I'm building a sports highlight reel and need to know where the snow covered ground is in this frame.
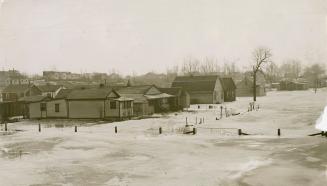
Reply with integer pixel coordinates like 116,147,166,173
1,89,327,186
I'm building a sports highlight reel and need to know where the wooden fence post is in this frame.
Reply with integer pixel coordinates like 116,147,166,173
159,127,162,134
38,123,41,132
115,126,117,134
278,128,281,136
75,126,77,132
5,122,7,132
193,127,197,135
238,129,242,136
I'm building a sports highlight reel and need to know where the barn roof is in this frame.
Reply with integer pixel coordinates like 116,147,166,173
171,75,219,92
117,85,155,94
67,88,118,100
36,84,62,92
2,84,31,93
219,77,236,90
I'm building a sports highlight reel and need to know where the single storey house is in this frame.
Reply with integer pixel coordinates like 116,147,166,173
236,77,266,97
116,85,173,116
171,75,224,104
66,87,133,119
158,87,190,111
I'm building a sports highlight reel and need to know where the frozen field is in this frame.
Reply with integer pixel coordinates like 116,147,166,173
1,89,327,186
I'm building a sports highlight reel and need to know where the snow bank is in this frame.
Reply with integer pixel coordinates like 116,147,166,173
315,106,327,131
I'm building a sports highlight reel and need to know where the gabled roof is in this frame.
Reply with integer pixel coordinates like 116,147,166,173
54,89,73,99
36,84,62,92
117,85,156,94
2,84,31,93
219,77,236,90
18,95,49,103
67,88,119,100
171,75,219,92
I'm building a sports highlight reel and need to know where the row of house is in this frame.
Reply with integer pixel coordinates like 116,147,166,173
2,75,266,121
17,84,191,120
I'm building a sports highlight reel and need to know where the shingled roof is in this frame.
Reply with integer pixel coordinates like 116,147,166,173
67,88,119,100
171,75,219,92
54,89,73,99
36,84,62,92
18,95,49,103
117,85,156,94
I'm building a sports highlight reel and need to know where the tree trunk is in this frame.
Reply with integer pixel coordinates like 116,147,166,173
253,71,257,101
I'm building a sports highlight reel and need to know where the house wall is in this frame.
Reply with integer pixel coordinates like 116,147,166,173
68,100,104,119
29,102,47,119
118,101,133,118
189,91,214,104
224,90,236,102
213,79,224,103
181,91,190,108
105,100,119,118
47,99,67,118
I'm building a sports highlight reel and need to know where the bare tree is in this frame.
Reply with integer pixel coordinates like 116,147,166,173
264,61,279,84
252,47,272,101
279,59,302,79
303,63,326,93
181,57,200,75
200,57,217,75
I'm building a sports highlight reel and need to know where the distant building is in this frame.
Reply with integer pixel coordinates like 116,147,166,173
171,75,224,104
279,79,309,91
158,87,190,111
1,84,41,102
236,77,266,97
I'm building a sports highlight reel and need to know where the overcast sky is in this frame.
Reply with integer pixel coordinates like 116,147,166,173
0,0,327,75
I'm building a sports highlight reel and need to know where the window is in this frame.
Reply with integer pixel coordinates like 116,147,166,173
55,104,60,112
40,103,47,111
110,101,116,109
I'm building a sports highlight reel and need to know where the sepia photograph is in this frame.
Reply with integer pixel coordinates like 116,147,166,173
0,0,327,185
